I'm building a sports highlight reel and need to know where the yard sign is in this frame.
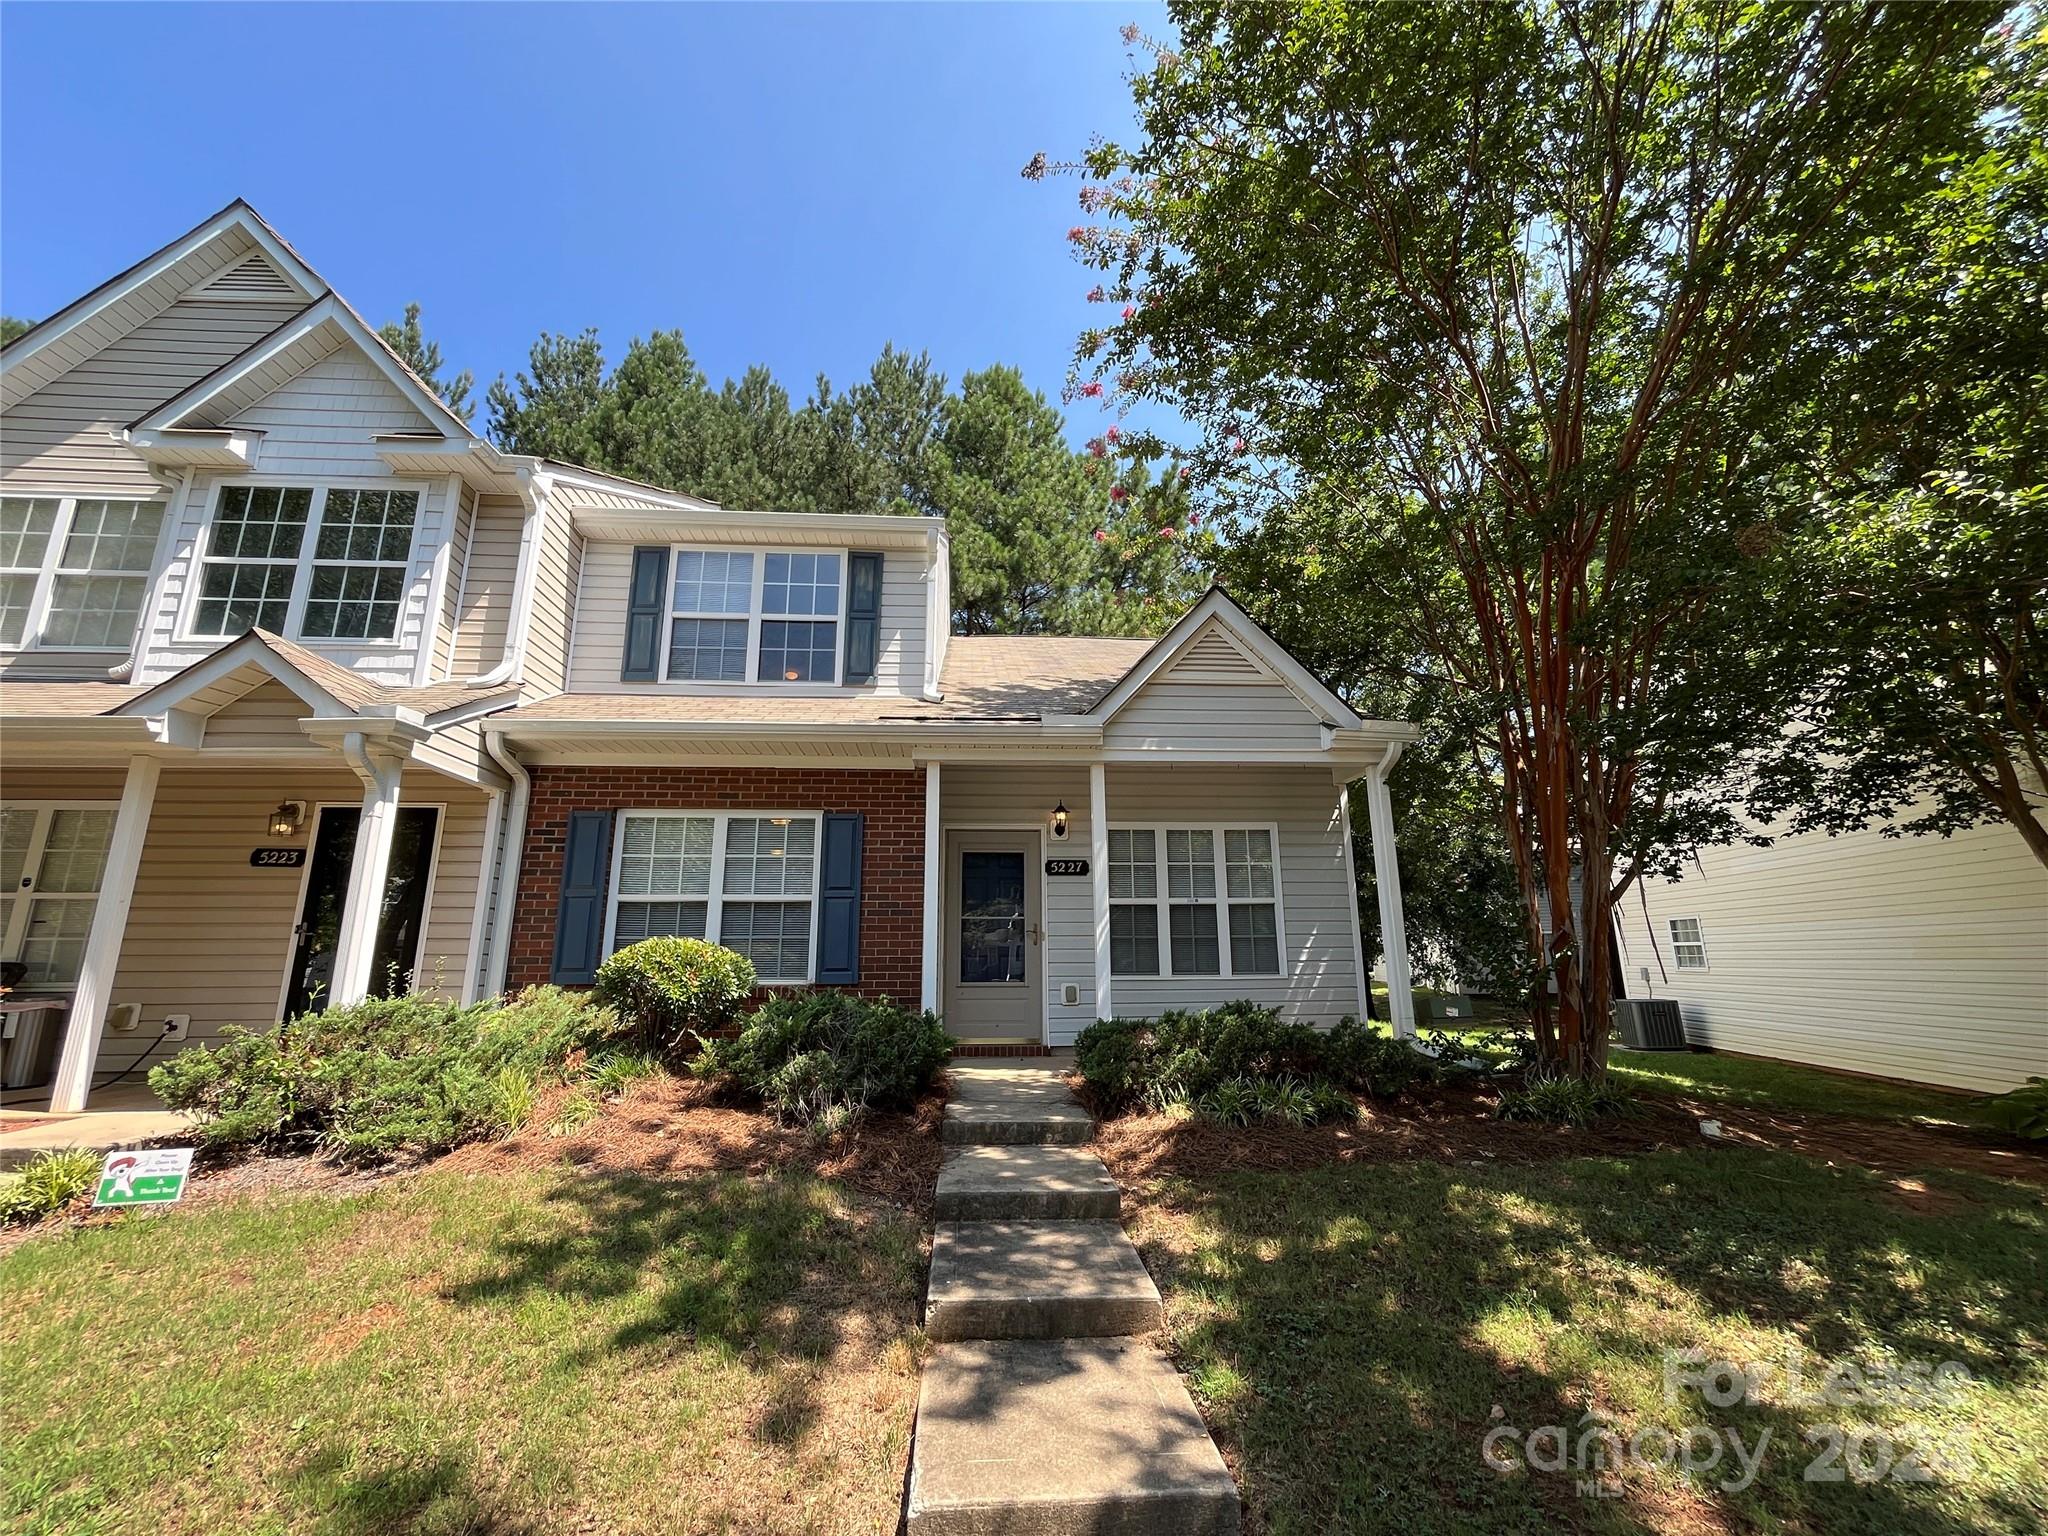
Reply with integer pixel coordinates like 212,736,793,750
93,1148,194,1208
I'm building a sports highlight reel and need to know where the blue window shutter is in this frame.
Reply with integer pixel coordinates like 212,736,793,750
815,812,864,985
621,546,669,681
551,809,614,985
843,552,882,685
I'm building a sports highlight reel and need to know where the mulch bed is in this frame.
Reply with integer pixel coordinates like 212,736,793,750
442,1075,945,1213
1087,1078,2048,1190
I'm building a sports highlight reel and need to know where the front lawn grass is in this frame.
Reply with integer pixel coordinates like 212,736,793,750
1606,1048,2000,1129
1,1163,924,1536
1127,1146,2047,1536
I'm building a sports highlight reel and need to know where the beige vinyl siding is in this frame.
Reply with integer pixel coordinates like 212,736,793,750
522,501,582,698
1102,766,1360,1024
2,298,305,494
566,540,928,696
450,496,522,676
201,679,312,750
1631,816,2048,1093
133,349,453,688
941,765,1095,1043
429,481,476,681
74,764,492,1074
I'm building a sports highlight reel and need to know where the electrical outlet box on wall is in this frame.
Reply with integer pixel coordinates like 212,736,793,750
161,1014,190,1042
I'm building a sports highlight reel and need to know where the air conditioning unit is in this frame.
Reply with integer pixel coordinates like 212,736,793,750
1614,998,1688,1051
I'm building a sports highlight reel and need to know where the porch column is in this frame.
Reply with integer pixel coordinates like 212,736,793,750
921,761,941,1014
1090,761,1112,1022
1363,749,1417,1039
331,735,406,1007
50,755,161,1113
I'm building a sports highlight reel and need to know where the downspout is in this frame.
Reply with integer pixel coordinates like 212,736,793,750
920,525,946,701
468,465,552,690
481,726,532,998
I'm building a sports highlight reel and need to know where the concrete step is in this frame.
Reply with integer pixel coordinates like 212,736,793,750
942,1063,1094,1146
934,1145,1122,1221
927,1221,1163,1342
908,1338,1241,1536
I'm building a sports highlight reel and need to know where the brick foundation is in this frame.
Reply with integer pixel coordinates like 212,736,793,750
506,765,925,1002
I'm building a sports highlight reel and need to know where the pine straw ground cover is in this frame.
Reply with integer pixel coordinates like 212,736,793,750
1,1075,939,1536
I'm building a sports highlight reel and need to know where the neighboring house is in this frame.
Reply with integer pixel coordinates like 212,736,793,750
0,202,1423,1113
1626,816,2047,1093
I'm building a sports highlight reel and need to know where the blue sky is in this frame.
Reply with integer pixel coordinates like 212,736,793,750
0,1,1175,448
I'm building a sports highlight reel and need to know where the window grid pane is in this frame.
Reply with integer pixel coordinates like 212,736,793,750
668,617,748,681
720,900,811,981
304,489,416,640
1107,829,1156,900
724,817,816,897
1229,902,1280,975
195,486,311,636
1224,829,1275,899
1166,830,1216,899
672,550,754,615
0,574,36,647
760,552,841,617
757,619,837,682
1109,904,1159,977
59,500,164,572
0,498,59,569
1169,904,1221,976
614,900,709,946
617,815,714,897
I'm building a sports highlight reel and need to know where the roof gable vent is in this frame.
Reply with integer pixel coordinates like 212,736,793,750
192,253,298,301
1164,623,1269,684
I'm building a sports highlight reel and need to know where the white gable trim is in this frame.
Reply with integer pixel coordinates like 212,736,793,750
0,201,321,382
1088,588,1366,730
112,633,362,723
126,293,472,442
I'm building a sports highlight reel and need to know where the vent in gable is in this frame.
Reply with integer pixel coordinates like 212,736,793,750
193,253,298,301
1165,625,1268,684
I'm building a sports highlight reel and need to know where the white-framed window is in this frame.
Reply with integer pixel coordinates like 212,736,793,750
186,481,420,644
1108,824,1285,979
606,811,820,983
1669,916,1709,971
662,546,845,685
0,494,167,652
0,803,117,987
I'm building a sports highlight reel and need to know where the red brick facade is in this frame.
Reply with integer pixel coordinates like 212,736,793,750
506,765,925,1002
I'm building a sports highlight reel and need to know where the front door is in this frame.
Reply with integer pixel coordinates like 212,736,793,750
942,832,1041,1042
285,805,440,1018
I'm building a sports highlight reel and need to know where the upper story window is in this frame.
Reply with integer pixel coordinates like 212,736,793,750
190,484,417,642
1669,916,1709,971
0,495,167,652
664,547,844,684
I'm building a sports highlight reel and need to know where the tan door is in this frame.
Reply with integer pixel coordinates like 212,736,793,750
942,832,1041,1042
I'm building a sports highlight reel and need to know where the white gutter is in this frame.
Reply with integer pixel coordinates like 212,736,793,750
481,727,532,998
469,465,552,690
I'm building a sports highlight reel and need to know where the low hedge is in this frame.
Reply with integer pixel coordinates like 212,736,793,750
695,990,949,1127
1074,1002,1438,1123
148,985,623,1161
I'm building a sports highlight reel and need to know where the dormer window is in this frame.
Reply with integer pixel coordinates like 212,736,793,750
661,547,845,685
189,483,417,643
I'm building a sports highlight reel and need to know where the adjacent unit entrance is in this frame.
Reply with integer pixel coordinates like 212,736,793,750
284,805,440,1018
942,831,1042,1042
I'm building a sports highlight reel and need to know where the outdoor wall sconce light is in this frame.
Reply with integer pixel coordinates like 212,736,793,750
268,800,307,838
1050,802,1070,840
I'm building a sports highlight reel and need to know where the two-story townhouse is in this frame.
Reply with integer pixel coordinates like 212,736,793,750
0,202,1425,1114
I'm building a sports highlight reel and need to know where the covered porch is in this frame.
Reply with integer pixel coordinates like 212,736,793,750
0,634,512,1112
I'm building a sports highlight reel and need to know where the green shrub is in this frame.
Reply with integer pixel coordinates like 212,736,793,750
592,937,756,1054
0,1148,102,1224
148,986,621,1162
1193,1074,1356,1128
583,1048,663,1100
1076,1004,1422,1118
1983,1077,2048,1140
1495,1072,1638,1126
696,990,949,1125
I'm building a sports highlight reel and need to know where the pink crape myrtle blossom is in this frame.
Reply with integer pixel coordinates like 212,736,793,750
1087,285,1105,303
1109,484,1128,501
1104,425,1121,444
1079,381,1104,398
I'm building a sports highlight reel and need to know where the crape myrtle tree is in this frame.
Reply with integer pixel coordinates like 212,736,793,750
1754,31,2048,866
1039,1,2002,1075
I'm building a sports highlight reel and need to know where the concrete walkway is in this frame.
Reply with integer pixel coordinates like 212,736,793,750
0,1081,189,1169
907,1058,1240,1535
